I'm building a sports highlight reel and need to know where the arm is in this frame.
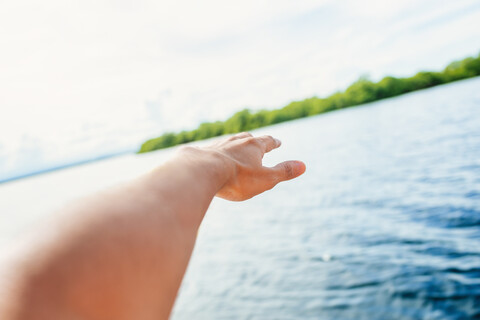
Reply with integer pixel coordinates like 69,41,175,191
0,133,305,320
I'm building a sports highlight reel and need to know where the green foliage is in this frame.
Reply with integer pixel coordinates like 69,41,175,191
344,77,378,105
139,53,480,153
224,109,252,133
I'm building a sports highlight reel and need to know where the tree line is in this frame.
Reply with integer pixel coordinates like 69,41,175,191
139,52,480,153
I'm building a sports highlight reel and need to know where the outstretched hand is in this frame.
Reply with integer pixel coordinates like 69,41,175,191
205,132,306,201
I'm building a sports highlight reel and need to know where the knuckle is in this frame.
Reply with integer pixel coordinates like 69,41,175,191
228,132,252,141
237,132,252,138
244,137,259,146
282,162,294,179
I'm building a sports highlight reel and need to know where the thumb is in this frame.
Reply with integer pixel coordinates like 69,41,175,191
271,160,306,182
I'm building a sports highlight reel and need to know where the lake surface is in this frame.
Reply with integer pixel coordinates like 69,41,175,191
1,78,480,319
171,78,480,320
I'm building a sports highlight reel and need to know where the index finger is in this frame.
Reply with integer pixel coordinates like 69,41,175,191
256,135,281,153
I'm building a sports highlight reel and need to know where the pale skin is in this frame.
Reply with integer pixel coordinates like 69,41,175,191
0,132,306,320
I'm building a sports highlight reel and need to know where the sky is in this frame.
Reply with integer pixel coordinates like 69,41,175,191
1,0,480,181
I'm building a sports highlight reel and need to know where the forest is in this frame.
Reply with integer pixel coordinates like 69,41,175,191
139,53,480,153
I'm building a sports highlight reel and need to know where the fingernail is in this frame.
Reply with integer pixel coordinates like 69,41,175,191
275,138,282,147
294,161,306,175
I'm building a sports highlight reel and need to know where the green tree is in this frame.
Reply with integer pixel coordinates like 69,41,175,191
139,52,480,153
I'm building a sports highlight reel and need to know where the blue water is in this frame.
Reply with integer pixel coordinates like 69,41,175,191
171,78,480,320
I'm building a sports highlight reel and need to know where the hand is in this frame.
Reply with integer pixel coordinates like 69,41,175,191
206,132,306,201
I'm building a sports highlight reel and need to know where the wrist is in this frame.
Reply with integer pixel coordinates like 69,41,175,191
175,146,234,193
139,145,233,229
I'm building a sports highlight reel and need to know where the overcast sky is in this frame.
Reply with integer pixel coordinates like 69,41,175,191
1,0,480,180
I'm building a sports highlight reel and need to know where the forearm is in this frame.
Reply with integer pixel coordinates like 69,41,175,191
2,147,230,320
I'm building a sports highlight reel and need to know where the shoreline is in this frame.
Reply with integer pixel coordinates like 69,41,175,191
139,52,480,154
3,74,480,185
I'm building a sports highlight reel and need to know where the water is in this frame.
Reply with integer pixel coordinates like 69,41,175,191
171,78,480,320
1,78,480,319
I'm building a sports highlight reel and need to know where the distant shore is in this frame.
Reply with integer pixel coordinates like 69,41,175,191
0,150,131,185
3,53,479,184
139,52,480,154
